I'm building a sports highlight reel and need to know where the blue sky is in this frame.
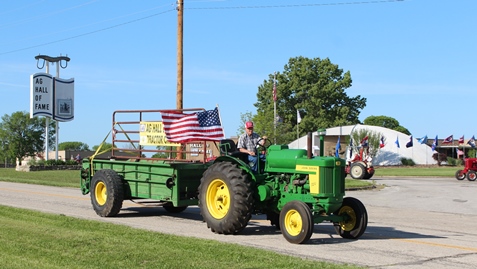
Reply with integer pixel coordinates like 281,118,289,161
0,0,475,149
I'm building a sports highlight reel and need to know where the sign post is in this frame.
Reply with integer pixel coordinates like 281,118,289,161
31,55,73,160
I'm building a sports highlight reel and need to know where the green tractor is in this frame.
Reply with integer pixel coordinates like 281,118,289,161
80,109,367,244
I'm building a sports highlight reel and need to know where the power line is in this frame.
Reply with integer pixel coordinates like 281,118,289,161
186,0,405,10
0,8,176,56
0,0,406,56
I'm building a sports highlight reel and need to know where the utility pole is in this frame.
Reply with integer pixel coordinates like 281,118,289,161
34,54,70,160
177,0,183,110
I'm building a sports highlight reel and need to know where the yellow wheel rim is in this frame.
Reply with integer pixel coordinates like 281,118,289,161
206,179,230,219
284,209,302,236
94,181,107,206
338,205,357,231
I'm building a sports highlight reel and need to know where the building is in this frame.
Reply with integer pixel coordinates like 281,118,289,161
288,124,439,166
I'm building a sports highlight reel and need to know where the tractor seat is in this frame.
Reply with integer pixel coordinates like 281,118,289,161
219,139,249,163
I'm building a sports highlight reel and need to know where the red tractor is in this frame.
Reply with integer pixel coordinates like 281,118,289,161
455,158,477,181
345,147,375,179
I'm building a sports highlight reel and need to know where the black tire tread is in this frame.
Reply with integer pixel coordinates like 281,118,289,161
199,162,253,234
90,169,124,217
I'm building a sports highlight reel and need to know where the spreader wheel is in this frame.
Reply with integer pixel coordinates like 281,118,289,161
350,163,366,179
455,170,466,180
333,197,368,239
90,169,124,217
467,171,477,181
163,203,188,213
279,201,314,244
199,162,253,234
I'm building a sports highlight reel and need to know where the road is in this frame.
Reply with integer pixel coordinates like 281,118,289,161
1,176,477,268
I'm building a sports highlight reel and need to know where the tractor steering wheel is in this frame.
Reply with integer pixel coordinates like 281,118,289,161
256,137,272,152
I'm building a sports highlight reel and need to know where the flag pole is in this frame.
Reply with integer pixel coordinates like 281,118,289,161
215,104,225,137
273,72,277,144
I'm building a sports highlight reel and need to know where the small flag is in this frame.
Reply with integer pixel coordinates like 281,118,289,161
442,135,453,144
395,136,400,148
272,77,277,102
457,148,464,156
406,136,413,148
459,135,464,144
379,136,385,148
417,135,428,144
297,110,302,124
360,136,369,147
468,136,476,148
432,135,438,151
335,136,341,157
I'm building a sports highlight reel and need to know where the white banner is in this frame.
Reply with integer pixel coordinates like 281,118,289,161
54,77,74,122
30,73,53,118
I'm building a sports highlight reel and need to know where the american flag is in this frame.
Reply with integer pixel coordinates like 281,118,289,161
161,107,224,143
458,135,464,144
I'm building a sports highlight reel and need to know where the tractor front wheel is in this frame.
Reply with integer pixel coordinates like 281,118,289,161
467,171,477,181
199,162,253,234
333,197,368,239
279,201,314,244
455,170,466,180
350,163,366,179
90,169,124,217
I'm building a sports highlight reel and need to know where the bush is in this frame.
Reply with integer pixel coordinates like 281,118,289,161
432,153,448,166
447,157,458,166
400,157,416,166
45,160,66,166
65,160,78,165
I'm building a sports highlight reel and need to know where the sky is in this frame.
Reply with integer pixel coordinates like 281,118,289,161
0,0,476,149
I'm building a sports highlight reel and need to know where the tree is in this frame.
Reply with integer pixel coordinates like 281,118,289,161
0,111,55,165
253,56,366,144
350,128,384,160
363,115,411,135
92,142,113,153
58,141,90,151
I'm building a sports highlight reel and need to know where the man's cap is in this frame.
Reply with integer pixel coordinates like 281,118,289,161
245,121,254,128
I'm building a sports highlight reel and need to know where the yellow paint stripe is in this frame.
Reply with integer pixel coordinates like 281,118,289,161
391,238,477,252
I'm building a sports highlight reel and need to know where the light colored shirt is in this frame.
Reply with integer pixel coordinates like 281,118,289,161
237,132,261,152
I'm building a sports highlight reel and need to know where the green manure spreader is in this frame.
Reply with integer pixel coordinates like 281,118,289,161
80,108,367,244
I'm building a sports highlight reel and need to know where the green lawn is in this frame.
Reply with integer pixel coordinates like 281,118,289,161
0,205,361,269
373,165,458,177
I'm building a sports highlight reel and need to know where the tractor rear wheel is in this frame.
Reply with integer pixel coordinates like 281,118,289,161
199,162,253,234
279,201,314,244
455,170,466,180
350,163,366,179
333,197,367,239
90,169,124,217
467,171,477,181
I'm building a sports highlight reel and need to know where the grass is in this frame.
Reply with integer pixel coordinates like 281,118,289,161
374,165,458,177
0,169,79,188
0,205,362,269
